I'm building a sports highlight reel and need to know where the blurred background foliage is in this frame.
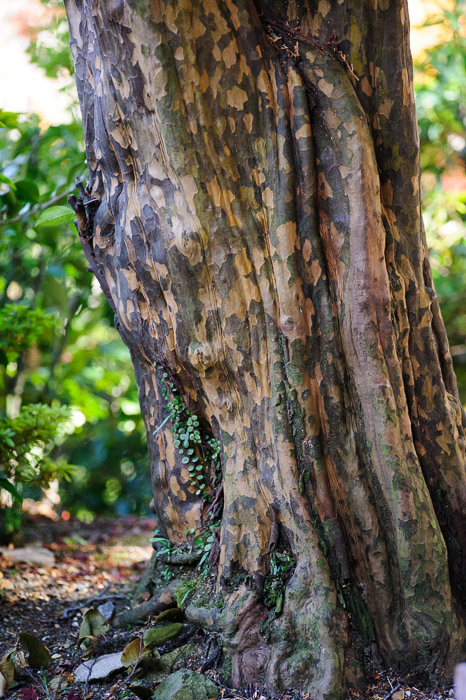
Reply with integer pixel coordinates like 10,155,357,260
0,1,150,539
415,0,466,399
0,0,465,538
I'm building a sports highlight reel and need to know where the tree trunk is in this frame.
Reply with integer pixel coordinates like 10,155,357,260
65,0,466,696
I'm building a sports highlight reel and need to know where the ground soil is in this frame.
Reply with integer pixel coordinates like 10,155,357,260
0,514,456,700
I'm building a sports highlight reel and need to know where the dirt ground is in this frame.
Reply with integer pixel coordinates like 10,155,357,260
0,514,457,700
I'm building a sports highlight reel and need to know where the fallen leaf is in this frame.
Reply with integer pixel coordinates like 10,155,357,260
18,633,52,670
143,623,185,648
121,638,159,669
0,659,14,694
0,671,10,698
49,675,69,691
79,608,109,642
130,684,152,700
151,608,184,624
66,690,83,700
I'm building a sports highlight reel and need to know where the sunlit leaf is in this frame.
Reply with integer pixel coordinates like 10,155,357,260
35,205,74,229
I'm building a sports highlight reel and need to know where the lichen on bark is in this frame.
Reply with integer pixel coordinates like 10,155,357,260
65,0,466,697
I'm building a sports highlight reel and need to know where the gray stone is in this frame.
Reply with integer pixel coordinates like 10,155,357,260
0,547,55,567
152,669,219,700
456,663,466,700
97,601,115,620
74,652,124,682
144,643,196,685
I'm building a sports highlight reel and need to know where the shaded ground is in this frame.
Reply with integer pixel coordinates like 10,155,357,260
0,515,457,700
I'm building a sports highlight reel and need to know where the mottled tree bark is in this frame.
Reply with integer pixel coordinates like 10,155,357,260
65,0,466,697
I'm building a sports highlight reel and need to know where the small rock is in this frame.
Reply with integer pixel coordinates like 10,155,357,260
97,601,115,620
74,652,124,682
0,547,55,567
392,691,404,700
152,669,219,700
458,663,466,700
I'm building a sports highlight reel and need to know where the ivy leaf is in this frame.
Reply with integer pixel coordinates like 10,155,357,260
150,608,184,624
35,205,75,229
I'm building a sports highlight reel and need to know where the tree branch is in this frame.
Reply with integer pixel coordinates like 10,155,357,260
0,189,73,228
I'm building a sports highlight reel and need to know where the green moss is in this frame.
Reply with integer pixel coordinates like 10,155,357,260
220,655,232,685
174,569,224,611
341,583,375,645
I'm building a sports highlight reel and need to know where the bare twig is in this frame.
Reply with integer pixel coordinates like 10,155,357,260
111,619,151,695
0,189,74,227
213,678,249,700
16,652,54,700
82,647,99,699
383,682,402,700
62,584,127,620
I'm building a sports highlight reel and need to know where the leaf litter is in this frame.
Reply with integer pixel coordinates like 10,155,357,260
0,514,457,700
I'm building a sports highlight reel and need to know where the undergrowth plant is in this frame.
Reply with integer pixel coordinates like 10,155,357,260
263,552,295,614
0,301,74,537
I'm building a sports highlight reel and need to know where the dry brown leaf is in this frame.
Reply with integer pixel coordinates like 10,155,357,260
0,659,14,697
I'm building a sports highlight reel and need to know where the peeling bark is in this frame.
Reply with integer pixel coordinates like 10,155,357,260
65,0,466,697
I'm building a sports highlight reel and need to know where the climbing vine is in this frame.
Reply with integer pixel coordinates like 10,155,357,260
158,370,222,505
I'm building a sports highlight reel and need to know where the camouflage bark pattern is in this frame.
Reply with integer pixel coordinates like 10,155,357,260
64,0,466,696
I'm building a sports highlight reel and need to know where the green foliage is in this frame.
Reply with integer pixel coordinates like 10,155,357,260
0,20,151,534
0,3,151,531
263,552,295,614
151,521,220,601
0,304,56,356
35,205,76,229
174,577,200,609
159,371,221,501
414,0,466,400
151,521,219,566
27,4,75,82
0,404,73,489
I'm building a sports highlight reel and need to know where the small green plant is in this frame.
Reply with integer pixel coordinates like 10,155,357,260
263,552,295,614
150,520,220,568
0,302,75,538
157,370,222,502
187,520,220,567
0,404,74,504
175,577,200,608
